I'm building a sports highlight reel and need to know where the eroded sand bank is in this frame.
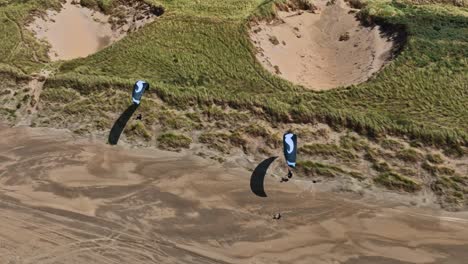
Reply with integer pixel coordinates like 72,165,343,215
1,125,468,263
250,0,396,90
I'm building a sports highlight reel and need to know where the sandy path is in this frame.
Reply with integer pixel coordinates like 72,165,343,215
15,70,51,127
250,0,395,90
1,125,468,263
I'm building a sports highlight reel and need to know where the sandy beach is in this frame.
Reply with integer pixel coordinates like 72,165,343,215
1,125,468,263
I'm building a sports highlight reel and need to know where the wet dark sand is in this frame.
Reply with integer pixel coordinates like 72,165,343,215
1,125,468,263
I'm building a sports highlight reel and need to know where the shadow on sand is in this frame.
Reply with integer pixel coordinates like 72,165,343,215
250,156,278,198
108,104,139,145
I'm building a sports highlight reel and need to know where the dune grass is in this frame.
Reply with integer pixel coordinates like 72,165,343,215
396,148,424,163
301,143,358,161
297,160,347,178
0,0,467,148
146,0,265,19
374,171,421,192
432,176,467,209
426,153,444,164
0,0,62,74
157,132,192,150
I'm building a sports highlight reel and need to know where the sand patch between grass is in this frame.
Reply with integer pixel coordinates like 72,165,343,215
27,0,158,61
250,0,396,90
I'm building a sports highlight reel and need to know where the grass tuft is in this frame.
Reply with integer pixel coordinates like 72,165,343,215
301,143,357,161
297,160,346,178
158,132,192,150
374,172,421,192
125,121,152,141
426,153,444,164
396,148,423,163
421,161,456,176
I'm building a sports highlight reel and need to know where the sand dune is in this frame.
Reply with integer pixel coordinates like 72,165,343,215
250,0,396,90
1,125,468,263
27,0,157,61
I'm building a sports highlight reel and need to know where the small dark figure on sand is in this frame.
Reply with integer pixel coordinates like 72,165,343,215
273,213,281,220
280,169,293,183
136,114,142,120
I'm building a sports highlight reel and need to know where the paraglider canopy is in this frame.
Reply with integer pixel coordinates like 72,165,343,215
283,131,297,168
132,80,149,105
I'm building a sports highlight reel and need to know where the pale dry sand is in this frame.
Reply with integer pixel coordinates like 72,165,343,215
27,0,155,61
250,0,395,90
1,125,468,263
27,0,114,61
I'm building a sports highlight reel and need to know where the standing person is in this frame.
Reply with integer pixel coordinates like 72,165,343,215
282,130,297,181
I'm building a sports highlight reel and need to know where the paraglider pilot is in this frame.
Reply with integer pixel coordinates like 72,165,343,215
273,213,281,220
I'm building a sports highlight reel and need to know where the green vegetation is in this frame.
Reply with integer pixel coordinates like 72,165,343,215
80,0,116,13
426,153,444,164
298,160,364,180
364,148,379,163
1,0,467,147
0,107,16,121
159,110,197,130
199,132,231,153
243,123,282,148
422,161,456,176
301,143,357,161
198,130,248,153
266,132,282,148
339,133,369,151
374,172,421,192
244,123,270,138
157,132,192,150
40,86,80,104
0,0,62,74
202,105,250,124
349,171,366,181
443,144,467,158
297,160,346,178
432,176,467,210
125,120,152,140
229,131,248,151
380,138,403,151
396,148,423,163
372,161,392,172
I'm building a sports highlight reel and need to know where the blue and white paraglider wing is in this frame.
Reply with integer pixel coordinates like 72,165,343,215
283,132,297,168
132,80,149,105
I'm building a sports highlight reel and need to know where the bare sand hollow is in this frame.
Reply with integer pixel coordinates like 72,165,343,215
27,0,155,61
1,124,468,263
250,0,395,90
27,0,114,61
